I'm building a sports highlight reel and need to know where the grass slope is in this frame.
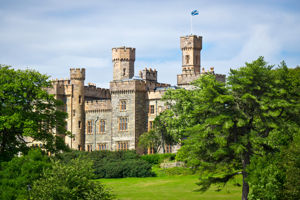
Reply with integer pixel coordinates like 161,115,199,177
99,175,241,200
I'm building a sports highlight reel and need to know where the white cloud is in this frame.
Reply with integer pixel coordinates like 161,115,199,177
0,0,299,87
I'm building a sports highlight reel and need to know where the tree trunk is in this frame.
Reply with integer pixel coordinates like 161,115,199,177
242,150,250,200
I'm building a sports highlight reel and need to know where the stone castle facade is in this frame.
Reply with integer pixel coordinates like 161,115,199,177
46,35,225,152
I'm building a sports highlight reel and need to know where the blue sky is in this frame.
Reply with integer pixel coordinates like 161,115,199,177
0,0,299,88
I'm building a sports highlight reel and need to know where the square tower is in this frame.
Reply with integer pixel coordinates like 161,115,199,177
180,35,202,74
112,47,135,81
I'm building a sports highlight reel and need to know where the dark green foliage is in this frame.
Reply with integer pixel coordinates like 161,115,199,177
139,113,177,153
141,153,176,165
56,150,155,178
161,57,300,199
282,131,300,200
0,149,51,200
31,158,114,200
0,65,68,162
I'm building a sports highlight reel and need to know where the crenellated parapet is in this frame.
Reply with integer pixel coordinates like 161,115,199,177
70,68,85,80
147,89,166,100
180,35,202,50
84,83,111,99
85,99,112,113
110,79,147,93
46,79,73,95
139,67,157,82
112,47,135,61
177,67,225,87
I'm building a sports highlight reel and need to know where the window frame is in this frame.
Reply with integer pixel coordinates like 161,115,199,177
99,120,105,133
119,117,128,131
87,120,93,134
120,100,127,111
149,105,155,114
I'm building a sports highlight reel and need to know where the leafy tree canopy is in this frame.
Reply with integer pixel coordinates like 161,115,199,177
31,158,115,200
0,65,68,161
161,57,300,199
0,149,51,200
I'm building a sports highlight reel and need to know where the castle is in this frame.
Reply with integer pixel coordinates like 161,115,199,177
45,35,225,152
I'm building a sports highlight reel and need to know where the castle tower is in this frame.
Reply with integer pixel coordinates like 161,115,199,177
70,68,85,150
180,35,202,74
112,47,135,81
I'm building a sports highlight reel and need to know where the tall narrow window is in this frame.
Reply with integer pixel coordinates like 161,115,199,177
79,95,81,104
185,55,190,64
119,117,128,131
99,120,105,133
149,105,154,114
117,141,128,151
120,100,126,111
87,144,92,152
87,120,93,134
123,68,126,76
149,121,153,130
98,143,107,150
165,144,172,153
78,121,81,129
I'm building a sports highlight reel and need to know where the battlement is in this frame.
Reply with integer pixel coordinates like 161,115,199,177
51,79,71,86
178,67,226,86
85,99,112,112
84,84,111,99
139,67,157,82
180,35,202,50
110,79,147,93
70,68,85,80
112,47,135,61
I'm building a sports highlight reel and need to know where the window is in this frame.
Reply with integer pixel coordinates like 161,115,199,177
149,121,153,130
78,121,81,129
120,100,126,111
99,120,105,133
149,105,154,114
117,141,128,151
119,117,128,131
73,109,76,116
79,95,82,104
185,55,190,64
98,143,107,150
165,144,172,153
123,68,126,76
87,120,93,134
87,144,92,152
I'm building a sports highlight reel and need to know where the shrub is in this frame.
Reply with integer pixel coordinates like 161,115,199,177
56,150,154,178
141,153,176,165
31,158,114,200
0,149,51,200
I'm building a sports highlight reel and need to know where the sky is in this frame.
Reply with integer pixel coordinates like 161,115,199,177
0,0,299,88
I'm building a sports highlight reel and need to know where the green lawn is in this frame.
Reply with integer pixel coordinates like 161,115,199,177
98,175,242,200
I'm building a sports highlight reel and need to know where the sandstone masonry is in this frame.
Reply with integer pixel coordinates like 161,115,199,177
45,35,225,152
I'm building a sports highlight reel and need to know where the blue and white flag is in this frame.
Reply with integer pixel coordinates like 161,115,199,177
191,10,199,16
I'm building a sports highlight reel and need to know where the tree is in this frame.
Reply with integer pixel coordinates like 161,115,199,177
0,65,68,162
162,57,300,200
31,158,115,200
139,112,177,153
0,149,51,200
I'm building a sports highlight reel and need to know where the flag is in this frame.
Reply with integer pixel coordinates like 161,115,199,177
191,10,199,16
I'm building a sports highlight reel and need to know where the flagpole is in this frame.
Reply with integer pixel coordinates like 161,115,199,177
190,14,192,34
